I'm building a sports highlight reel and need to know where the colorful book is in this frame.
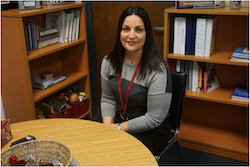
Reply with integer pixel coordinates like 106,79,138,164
204,63,220,93
58,10,66,43
23,22,30,55
169,16,174,53
40,28,58,36
64,10,71,42
176,1,194,9
45,12,60,30
231,45,249,58
187,61,193,91
185,17,196,55
27,22,33,50
74,10,80,40
33,22,37,49
230,45,249,62
173,17,180,54
72,11,77,41
33,71,67,90
30,22,36,49
192,61,198,92
231,85,249,102
36,25,40,49
68,10,74,42
41,34,59,42
180,17,186,55
193,1,220,9
197,63,201,92
230,57,249,62
177,17,183,54
40,37,59,48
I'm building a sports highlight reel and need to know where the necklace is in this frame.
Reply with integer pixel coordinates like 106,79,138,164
131,61,135,65
118,61,141,115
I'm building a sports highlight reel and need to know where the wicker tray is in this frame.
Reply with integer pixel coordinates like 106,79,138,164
1,140,72,166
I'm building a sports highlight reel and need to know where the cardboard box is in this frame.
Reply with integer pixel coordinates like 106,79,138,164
1,119,12,148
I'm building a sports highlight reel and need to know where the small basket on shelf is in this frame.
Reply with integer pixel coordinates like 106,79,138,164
68,97,89,118
1,139,72,166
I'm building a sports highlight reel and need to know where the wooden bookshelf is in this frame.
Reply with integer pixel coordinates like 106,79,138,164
186,87,248,107
167,51,249,66
163,6,249,162
1,3,85,17
164,6,248,16
2,3,92,123
28,38,86,61
179,122,248,162
33,71,87,103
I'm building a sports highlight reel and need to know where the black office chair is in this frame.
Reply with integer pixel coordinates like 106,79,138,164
157,70,187,164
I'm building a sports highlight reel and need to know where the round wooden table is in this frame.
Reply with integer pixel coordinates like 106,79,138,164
1,118,158,166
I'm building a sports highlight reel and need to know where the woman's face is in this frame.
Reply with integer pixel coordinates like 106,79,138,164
120,14,146,54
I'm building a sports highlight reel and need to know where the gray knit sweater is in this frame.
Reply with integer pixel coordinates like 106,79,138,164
100,55,172,133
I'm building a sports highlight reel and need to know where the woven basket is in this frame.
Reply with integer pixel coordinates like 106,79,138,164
1,139,72,166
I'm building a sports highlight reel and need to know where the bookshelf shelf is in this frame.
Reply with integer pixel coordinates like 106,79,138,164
186,87,248,107
33,70,87,103
2,3,92,123
163,6,249,162
167,50,249,66
28,38,86,61
165,6,249,16
1,3,85,17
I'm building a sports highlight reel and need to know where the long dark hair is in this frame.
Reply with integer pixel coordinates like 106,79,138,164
107,6,168,80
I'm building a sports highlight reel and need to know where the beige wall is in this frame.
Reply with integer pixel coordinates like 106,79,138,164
92,2,171,102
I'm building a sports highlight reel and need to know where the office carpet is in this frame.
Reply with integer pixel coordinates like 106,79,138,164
89,106,248,165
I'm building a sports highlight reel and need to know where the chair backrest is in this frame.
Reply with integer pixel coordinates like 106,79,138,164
168,70,187,132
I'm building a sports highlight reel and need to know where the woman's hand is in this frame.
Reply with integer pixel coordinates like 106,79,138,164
102,116,129,132
105,123,117,128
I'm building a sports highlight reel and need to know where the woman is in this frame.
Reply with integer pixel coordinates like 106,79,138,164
100,6,173,156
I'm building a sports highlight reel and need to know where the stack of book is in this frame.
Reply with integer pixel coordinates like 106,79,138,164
193,1,220,9
170,15,218,57
230,45,249,62
231,85,249,102
176,1,221,9
39,28,59,48
33,71,67,90
23,22,59,54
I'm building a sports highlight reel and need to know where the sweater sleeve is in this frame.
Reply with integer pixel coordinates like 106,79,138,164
128,67,172,133
100,56,117,118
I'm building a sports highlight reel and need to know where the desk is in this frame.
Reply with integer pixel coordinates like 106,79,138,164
1,118,158,166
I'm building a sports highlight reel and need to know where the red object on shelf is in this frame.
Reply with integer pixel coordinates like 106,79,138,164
69,97,89,118
46,106,72,118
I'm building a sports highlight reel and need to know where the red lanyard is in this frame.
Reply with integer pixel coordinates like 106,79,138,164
118,62,141,115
